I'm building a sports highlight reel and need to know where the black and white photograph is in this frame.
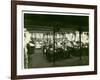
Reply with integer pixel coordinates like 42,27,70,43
24,13,89,68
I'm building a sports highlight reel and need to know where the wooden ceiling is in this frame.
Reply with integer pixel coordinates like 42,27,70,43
24,14,89,31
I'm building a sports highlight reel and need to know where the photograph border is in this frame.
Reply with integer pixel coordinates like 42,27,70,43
11,1,97,79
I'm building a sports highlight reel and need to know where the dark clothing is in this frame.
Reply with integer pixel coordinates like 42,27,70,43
27,42,35,55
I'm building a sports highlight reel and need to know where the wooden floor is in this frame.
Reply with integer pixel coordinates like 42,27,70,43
28,48,89,68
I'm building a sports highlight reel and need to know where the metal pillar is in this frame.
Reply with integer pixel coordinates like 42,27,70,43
53,27,56,66
79,27,82,60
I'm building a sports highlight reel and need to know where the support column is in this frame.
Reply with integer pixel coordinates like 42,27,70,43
79,27,82,60
53,27,56,66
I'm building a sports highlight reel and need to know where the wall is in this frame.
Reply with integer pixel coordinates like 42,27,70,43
0,0,99,80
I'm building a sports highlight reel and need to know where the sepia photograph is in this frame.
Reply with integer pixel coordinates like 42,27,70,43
24,13,89,69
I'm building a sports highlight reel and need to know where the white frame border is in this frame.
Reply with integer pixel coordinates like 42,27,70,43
17,5,95,75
